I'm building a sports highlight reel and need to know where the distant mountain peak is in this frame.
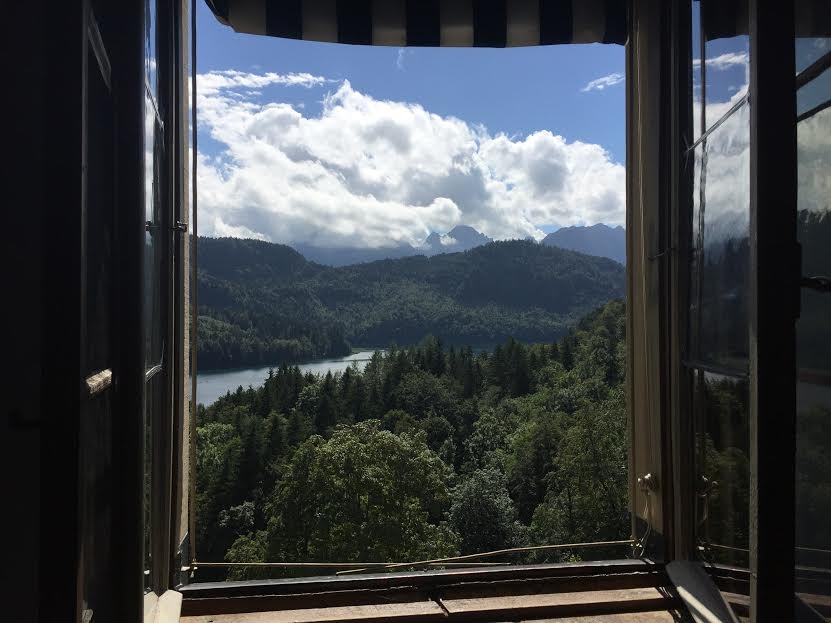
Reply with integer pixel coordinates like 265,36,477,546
287,225,491,266
421,225,491,255
541,223,626,264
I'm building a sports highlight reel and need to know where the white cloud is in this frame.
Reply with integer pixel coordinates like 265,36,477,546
196,70,625,247
692,51,748,71
214,217,270,241
581,72,624,92
198,70,328,96
396,48,405,70
797,106,831,215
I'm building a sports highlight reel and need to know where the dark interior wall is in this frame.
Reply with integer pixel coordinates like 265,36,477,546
3,2,146,621
3,3,47,622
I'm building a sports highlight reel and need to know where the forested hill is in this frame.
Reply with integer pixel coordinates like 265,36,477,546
197,237,625,370
195,300,630,578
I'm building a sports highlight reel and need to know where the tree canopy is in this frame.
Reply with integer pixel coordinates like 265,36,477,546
195,299,634,580
196,237,625,369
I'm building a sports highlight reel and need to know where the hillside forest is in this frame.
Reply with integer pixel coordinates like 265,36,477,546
193,210,831,579
196,238,625,369
195,300,632,579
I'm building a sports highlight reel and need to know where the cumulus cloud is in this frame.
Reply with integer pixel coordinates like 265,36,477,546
581,72,624,92
199,70,328,96
690,69,752,249
692,51,748,71
196,70,625,246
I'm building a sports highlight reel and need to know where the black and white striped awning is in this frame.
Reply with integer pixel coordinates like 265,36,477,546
204,0,628,47
701,0,831,40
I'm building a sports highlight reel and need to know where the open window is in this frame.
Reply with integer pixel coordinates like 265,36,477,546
19,0,830,621
172,0,813,620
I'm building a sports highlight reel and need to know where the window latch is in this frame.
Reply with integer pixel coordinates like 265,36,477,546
174,220,189,233
802,275,831,293
638,472,657,492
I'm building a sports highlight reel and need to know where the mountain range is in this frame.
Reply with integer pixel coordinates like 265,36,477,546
197,237,626,369
292,225,494,266
541,224,626,264
292,223,625,266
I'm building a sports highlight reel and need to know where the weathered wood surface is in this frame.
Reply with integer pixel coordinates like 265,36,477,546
181,600,445,623
440,586,675,618
529,612,688,622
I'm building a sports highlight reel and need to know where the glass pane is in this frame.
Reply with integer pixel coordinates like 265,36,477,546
688,102,750,371
693,369,750,568
144,375,159,592
796,37,831,73
697,0,749,134
144,113,164,368
797,65,831,120
692,1,703,142
795,47,831,601
703,33,749,131
143,0,163,591
145,0,157,102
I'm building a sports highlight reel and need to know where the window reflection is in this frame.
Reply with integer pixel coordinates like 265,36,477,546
144,111,164,369
688,1,751,575
693,370,749,567
796,37,831,73
143,0,162,596
689,103,750,371
795,38,831,599
691,1,703,142
145,0,157,101
693,1,750,138
797,65,831,120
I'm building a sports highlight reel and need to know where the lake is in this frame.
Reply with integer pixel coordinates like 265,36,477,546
196,351,382,407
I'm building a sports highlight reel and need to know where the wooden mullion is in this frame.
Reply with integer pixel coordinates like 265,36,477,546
109,0,147,620
748,0,798,621
40,2,86,621
669,0,696,563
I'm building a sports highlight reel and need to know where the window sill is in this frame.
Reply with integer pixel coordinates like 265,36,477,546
178,560,686,622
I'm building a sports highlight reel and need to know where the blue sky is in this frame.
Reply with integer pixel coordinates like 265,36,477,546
196,4,627,161
193,4,831,248
194,5,628,247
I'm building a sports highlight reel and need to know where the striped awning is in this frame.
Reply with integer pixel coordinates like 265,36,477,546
702,0,831,40
204,0,628,47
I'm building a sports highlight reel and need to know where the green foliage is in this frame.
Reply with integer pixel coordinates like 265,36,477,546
225,531,269,581
530,389,628,553
264,421,459,563
194,300,630,579
450,468,526,554
197,237,625,369
195,423,243,561
797,404,831,551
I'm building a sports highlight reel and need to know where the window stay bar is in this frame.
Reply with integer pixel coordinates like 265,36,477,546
795,49,831,91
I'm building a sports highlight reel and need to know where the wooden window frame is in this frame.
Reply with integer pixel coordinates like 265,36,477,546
154,2,800,622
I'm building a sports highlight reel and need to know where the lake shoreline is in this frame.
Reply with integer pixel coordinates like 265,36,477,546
198,348,382,377
196,350,385,407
